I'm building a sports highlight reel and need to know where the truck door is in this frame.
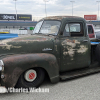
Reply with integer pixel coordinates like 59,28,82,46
60,22,91,72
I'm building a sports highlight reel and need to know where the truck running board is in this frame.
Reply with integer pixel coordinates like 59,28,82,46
60,65,100,81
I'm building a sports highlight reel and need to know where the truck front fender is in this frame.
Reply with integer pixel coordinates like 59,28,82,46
1,53,59,88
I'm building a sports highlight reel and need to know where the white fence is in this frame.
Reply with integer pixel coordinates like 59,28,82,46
10,29,28,34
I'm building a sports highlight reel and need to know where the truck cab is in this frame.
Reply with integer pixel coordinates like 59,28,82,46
33,16,91,71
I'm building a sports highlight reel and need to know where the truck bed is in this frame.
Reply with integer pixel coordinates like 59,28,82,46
90,38,100,45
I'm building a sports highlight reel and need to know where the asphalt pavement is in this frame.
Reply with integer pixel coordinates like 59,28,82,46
1,73,100,100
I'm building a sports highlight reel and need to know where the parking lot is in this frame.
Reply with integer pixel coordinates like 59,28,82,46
0,73,100,100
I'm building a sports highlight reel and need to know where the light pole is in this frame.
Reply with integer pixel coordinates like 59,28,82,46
70,1,75,16
43,0,48,17
96,1,100,19
13,0,17,20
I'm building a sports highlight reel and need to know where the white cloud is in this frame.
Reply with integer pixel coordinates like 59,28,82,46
0,0,99,20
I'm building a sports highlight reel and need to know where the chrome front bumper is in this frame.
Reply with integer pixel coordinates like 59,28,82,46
0,60,6,93
0,60,4,79
0,60,4,71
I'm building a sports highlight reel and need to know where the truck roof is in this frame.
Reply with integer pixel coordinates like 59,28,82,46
41,16,85,21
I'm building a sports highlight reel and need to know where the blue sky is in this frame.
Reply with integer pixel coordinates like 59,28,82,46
0,0,99,19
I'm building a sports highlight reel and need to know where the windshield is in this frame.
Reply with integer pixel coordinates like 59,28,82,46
33,20,61,35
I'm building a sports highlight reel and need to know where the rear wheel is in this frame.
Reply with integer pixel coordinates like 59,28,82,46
16,68,45,88
95,43,100,62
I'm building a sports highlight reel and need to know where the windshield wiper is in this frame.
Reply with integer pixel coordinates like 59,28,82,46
33,33,56,36
48,34,55,36
47,34,56,36
35,33,42,34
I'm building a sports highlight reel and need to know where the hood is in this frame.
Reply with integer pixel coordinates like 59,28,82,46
0,35,55,57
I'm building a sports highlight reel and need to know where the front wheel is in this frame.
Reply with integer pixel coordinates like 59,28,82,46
16,68,45,88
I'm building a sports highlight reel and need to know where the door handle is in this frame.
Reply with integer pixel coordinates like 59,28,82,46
83,40,88,42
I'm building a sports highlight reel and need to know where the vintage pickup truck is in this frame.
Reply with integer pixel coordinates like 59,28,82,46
0,16,100,93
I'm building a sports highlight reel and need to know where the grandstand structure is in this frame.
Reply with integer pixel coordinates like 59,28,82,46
0,21,37,34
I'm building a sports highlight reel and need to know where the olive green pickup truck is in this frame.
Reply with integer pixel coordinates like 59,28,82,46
0,16,100,93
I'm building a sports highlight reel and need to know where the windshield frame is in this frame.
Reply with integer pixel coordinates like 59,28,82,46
33,20,61,36
33,20,44,34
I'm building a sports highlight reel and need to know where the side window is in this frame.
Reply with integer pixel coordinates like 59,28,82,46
88,25,93,34
63,23,84,37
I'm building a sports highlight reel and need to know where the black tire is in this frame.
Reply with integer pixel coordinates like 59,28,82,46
95,43,100,62
15,68,45,88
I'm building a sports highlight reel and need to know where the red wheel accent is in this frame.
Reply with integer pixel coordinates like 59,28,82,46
29,72,35,79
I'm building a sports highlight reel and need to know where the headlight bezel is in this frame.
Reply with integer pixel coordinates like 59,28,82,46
0,60,4,71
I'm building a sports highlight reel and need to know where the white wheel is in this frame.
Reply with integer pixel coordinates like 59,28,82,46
24,69,37,82
16,68,45,88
